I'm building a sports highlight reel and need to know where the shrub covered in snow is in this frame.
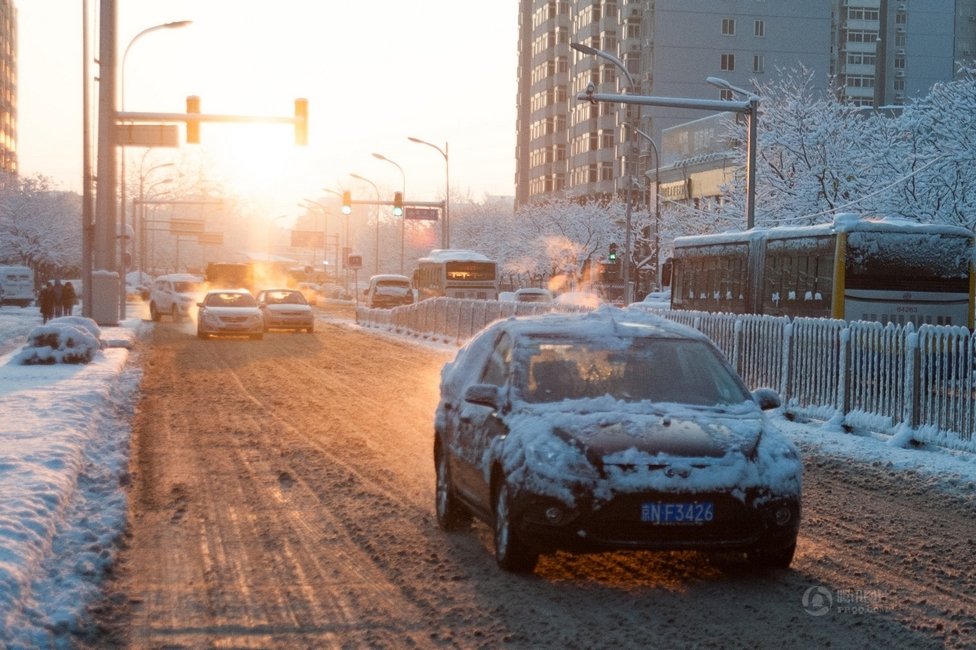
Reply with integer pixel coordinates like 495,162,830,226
13,317,103,365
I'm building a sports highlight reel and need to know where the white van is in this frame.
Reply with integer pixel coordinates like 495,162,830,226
0,266,35,307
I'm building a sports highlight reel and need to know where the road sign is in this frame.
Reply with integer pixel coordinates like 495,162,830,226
346,254,363,270
118,124,179,147
404,207,439,221
169,219,205,234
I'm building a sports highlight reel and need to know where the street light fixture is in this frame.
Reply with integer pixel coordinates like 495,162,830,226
634,128,661,291
706,76,759,230
407,136,450,248
371,153,407,273
136,162,174,277
350,173,381,275
118,19,192,319
571,42,641,303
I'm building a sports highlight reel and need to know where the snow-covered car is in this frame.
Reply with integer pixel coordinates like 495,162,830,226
433,306,801,573
149,274,206,322
255,288,314,333
514,287,553,303
364,274,414,309
196,289,264,340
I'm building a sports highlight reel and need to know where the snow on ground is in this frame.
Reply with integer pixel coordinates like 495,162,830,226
0,302,973,646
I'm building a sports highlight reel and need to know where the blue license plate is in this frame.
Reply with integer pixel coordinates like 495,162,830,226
641,501,714,524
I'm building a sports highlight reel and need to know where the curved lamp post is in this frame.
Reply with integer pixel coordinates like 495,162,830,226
706,76,759,230
407,136,449,248
371,153,407,273
119,19,191,318
571,42,641,303
350,173,381,275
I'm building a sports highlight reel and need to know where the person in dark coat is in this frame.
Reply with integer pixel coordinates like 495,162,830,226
61,281,77,316
53,279,64,317
38,281,56,323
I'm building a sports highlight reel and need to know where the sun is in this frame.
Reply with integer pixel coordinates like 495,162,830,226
205,123,309,206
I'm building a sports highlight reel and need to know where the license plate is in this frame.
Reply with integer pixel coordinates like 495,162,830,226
641,501,714,524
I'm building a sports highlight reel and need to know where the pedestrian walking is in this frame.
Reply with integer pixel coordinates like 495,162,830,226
38,281,56,323
53,279,64,317
61,281,77,316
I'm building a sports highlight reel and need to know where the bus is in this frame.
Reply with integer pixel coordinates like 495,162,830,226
414,249,498,301
670,213,976,328
0,266,36,307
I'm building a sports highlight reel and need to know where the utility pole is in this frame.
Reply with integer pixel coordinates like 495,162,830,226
93,0,119,324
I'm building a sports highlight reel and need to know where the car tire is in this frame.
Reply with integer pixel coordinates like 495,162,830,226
171,306,181,323
150,302,161,322
748,542,796,570
196,327,207,339
492,482,538,573
251,333,263,340
434,444,470,531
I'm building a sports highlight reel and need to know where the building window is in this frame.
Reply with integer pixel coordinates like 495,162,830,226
754,20,765,37
721,54,735,71
753,54,764,73
719,88,734,101
722,18,736,36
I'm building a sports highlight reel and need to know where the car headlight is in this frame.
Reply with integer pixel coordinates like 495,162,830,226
525,437,598,480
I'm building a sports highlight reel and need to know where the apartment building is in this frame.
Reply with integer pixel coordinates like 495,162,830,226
0,0,15,181
515,0,971,208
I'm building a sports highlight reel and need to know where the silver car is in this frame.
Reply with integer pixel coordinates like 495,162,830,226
256,288,315,333
196,289,264,340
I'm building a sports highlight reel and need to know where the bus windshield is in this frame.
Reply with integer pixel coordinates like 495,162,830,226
846,232,971,289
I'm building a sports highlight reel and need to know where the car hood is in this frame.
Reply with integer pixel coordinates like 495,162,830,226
508,400,763,460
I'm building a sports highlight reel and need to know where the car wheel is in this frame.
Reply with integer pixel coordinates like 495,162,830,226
492,481,538,573
171,306,181,323
196,327,207,339
434,444,470,531
251,333,263,340
150,302,161,322
748,542,796,570
306,325,314,333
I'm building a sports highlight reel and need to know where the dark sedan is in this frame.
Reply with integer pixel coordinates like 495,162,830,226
433,307,801,573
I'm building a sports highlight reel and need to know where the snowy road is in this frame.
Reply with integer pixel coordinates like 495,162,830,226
87,308,974,648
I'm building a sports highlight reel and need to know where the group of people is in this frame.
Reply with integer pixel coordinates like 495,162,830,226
38,279,77,324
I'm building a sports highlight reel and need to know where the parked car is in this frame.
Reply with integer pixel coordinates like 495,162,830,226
196,289,264,340
514,287,554,303
433,307,801,573
149,274,206,322
364,274,414,309
255,288,315,333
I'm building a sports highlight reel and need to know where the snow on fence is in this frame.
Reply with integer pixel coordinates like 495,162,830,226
355,300,976,451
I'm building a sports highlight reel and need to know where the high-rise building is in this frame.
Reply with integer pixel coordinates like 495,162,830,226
515,0,970,208
0,0,15,181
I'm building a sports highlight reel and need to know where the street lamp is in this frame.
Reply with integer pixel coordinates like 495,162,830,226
350,173,381,275
706,76,759,230
119,19,192,319
407,136,449,248
371,153,407,273
299,199,331,268
571,42,641,303
634,128,660,291
136,163,174,277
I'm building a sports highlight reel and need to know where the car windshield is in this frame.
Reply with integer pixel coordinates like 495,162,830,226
205,292,257,308
375,281,410,295
264,290,307,305
174,281,204,293
514,336,751,406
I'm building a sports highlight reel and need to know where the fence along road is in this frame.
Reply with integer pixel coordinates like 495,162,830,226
356,299,976,452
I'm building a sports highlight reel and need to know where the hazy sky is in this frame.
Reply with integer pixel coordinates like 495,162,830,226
16,1,519,217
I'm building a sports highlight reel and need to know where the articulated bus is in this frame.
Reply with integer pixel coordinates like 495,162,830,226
414,249,498,301
670,213,976,328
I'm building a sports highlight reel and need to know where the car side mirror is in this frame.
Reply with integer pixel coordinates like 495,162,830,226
752,387,781,411
464,383,501,409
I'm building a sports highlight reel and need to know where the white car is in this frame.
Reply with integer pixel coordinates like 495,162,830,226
196,289,264,340
256,288,315,333
514,288,553,303
149,274,206,322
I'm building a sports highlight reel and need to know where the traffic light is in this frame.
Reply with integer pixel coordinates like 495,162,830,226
393,191,404,217
185,95,200,144
341,191,352,215
608,242,619,262
294,98,308,146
